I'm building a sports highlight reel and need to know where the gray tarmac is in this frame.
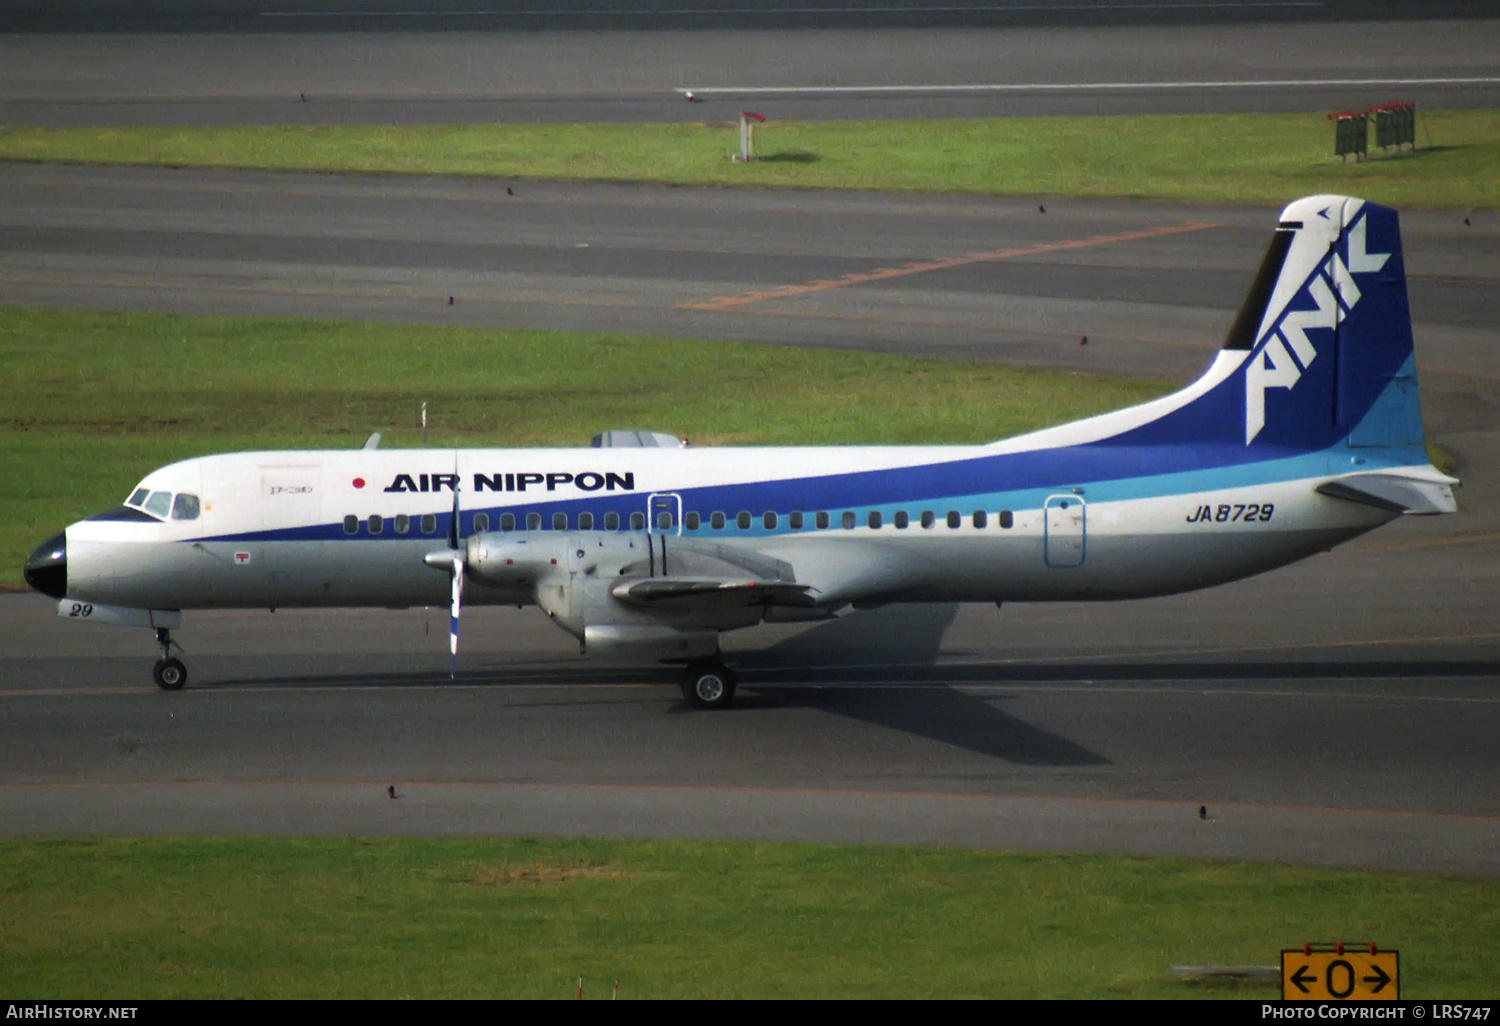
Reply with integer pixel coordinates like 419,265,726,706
2,0,1484,34
2,163,1498,874
2,7,1498,871
4,20,1500,124
2,163,1495,395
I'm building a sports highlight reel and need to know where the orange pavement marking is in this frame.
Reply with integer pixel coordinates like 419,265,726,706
677,220,1222,312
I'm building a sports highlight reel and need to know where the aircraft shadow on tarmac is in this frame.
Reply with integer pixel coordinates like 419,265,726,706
734,603,1500,682
207,602,1495,765
721,685,1108,766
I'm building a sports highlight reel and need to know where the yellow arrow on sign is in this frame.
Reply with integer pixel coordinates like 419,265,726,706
1281,949,1399,1000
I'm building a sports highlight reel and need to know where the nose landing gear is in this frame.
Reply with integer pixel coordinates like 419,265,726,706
153,627,187,691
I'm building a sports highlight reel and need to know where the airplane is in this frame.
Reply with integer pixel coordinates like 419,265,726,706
23,195,1458,708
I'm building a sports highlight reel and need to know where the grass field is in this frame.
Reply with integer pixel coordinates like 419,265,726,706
0,306,1171,587
1,111,1497,208
2,837,1497,999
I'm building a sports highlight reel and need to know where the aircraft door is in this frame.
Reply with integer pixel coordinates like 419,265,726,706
260,467,322,601
1043,494,1086,568
647,492,682,536
261,468,321,530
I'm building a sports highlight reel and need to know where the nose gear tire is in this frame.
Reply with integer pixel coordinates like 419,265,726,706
153,657,187,691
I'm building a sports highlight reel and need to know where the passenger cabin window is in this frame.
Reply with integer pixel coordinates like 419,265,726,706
629,512,645,531
789,511,804,530
500,512,515,531
841,511,856,530
736,511,751,530
553,512,568,531
894,511,909,529
947,511,961,529
395,514,410,535
816,511,830,529
420,513,437,534
170,493,200,520
343,515,359,535
999,510,1014,529
684,511,700,530
868,511,882,529
527,513,542,531
973,510,987,528
920,511,935,529
657,511,672,530
579,512,594,530
604,511,620,531
763,511,778,530
472,513,489,533
711,511,726,530
368,514,384,534
143,490,172,520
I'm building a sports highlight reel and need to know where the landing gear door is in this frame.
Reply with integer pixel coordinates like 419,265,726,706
647,492,682,536
1043,494,1086,568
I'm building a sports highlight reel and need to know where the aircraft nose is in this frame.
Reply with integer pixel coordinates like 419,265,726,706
23,531,67,599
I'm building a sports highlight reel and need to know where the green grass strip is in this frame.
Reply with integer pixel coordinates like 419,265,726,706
1,112,1498,207
0,306,1169,586
1,837,1497,998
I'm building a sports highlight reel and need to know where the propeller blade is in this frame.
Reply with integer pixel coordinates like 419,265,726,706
449,556,464,678
447,482,461,549
448,456,462,676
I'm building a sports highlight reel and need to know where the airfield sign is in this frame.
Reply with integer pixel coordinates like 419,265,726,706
1281,948,1399,1000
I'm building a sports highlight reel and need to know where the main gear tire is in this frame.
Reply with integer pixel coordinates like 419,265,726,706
681,660,735,710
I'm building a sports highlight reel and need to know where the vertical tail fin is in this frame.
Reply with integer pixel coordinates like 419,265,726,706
1239,195,1423,454
1117,196,1427,461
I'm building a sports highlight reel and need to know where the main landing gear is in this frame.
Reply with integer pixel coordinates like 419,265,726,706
152,627,186,691
681,658,736,710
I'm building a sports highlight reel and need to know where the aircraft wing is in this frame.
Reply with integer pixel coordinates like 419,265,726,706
1316,470,1459,515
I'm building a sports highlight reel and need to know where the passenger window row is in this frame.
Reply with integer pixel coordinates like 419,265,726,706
340,508,1017,535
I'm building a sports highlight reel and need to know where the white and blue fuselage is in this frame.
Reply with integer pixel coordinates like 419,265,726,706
23,196,1459,699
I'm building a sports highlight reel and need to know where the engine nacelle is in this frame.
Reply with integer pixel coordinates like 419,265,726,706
461,531,660,638
457,530,791,650
583,624,718,661
463,532,569,587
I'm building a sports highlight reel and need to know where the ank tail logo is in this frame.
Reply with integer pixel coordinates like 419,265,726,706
1244,212,1388,445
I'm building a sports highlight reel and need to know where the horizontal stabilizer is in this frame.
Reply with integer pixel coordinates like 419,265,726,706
1316,471,1458,516
612,578,815,607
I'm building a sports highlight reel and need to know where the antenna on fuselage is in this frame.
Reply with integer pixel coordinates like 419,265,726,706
421,402,428,446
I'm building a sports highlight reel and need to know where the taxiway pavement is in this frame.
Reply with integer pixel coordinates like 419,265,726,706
2,131,1497,876
2,164,1497,397
3,19,1499,124
4,476,1499,875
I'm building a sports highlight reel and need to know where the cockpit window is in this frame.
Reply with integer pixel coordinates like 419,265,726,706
128,488,149,507
171,493,200,520
143,490,172,519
